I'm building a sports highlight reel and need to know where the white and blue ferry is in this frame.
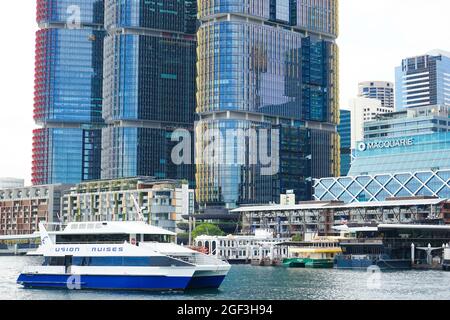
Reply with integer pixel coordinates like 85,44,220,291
17,222,230,291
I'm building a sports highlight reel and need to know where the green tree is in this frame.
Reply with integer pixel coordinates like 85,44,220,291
192,223,225,239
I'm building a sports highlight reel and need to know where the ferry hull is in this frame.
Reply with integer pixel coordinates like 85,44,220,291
187,275,226,289
17,274,192,291
186,267,230,289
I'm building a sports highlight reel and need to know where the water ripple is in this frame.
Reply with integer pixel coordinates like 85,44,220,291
2,256,450,300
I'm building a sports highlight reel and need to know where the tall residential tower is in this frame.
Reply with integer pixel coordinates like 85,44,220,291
196,0,340,209
33,0,105,185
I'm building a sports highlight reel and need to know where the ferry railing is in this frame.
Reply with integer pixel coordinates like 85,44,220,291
170,253,229,266
54,241,127,245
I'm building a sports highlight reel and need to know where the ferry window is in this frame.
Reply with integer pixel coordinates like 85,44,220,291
56,234,129,244
143,234,171,243
44,257,65,266
73,257,91,266
70,257,188,267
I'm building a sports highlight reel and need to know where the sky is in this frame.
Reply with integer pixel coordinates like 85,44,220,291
0,0,449,184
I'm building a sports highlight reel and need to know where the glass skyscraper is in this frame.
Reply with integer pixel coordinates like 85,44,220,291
315,132,450,203
395,50,450,110
33,0,105,185
101,0,197,184
196,0,340,208
339,109,351,176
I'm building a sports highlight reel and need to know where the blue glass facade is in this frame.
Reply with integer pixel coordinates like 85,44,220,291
101,126,193,181
33,0,104,185
33,128,102,184
198,0,339,37
316,54,450,203
349,133,450,176
101,1,197,184
102,34,196,124
37,0,104,25
104,0,197,33
364,104,450,140
197,22,336,122
339,109,351,176
196,0,340,208
34,29,104,124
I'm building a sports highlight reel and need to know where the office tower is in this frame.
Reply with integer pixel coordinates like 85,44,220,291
196,0,340,209
315,105,450,203
363,104,450,140
33,0,105,185
348,97,393,149
358,81,395,109
395,50,450,110
350,104,450,176
339,109,351,176
101,0,197,185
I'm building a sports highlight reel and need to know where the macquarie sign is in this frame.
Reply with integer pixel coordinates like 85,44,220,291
357,138,415,152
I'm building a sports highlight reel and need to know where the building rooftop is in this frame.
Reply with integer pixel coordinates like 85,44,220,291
371,105,449,122
231,198,447,213
426,49,450,58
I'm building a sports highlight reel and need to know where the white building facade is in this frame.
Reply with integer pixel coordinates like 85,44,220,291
358,81,395,110
349,97,394,149
195,229,290,264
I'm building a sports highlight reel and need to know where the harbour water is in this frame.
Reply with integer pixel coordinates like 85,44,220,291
1,256,450,300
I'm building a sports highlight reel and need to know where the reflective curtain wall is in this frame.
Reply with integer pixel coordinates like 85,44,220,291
32,0,105,185
101,1,197,185
195,0,339,208
32,128,101,185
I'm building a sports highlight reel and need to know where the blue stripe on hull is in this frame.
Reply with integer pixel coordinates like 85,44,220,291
186,276,226,290
17,274,191,291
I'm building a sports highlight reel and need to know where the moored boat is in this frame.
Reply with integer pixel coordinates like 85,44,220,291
281,238,342,269
334,224,450,270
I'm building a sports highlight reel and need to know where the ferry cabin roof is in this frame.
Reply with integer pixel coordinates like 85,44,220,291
51,221,176,245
